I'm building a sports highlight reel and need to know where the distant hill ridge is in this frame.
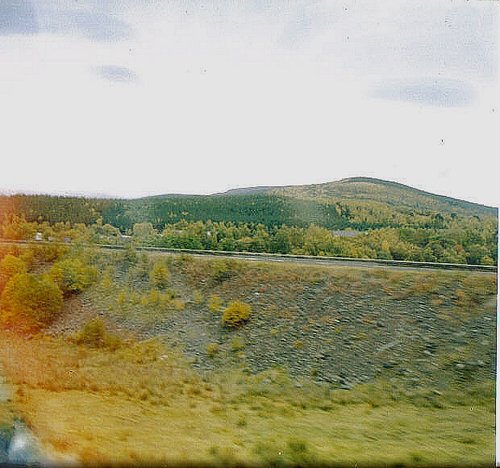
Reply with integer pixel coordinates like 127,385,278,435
220,177,496,217
0,177,496,233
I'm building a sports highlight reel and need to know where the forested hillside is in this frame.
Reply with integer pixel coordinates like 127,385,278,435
270,177,496,217
0,177,497,265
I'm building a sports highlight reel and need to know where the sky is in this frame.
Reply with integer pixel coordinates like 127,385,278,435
0,0,498,207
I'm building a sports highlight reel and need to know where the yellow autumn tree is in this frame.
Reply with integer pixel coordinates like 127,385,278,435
0,273,63,331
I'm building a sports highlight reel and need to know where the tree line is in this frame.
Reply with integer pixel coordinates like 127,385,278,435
0,215,496,265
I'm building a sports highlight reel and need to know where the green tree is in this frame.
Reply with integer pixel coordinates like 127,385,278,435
133,222,158,243
0,273,63,331
0,255,27,286
303,225,335,256
49,258,98,295
0,215,37,240
465,244,490,265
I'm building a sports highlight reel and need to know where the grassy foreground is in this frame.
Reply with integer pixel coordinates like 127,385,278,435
0,331,495,466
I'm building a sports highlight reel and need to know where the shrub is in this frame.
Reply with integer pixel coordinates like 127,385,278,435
287,438,316,464
149,261,170,289
222,301,252,328
0,254,27,280
117,290,129,306
74,318,122,350
0,273,63,331
172,298,185,311
148,288,161,305
32,244,68,263
0,255,27,292
130,291,140,304
210,259,240,283
19,249,35,268
208,294,223,313
177,253,193,264
121,242,138,264
293,340,304,349
101,272,114,290
206,342,220,357
128,253,151,282
287,438,308,455
49,258,98,295
231,337,245,352
192,290,204,305
159,293,171,309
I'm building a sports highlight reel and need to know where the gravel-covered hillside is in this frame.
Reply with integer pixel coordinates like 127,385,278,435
51,254,497,392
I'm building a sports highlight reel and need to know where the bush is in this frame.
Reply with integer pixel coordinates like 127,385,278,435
101,271,114,290
32,244,68,263
206,342,220,357
231,337,245,352
192,290,204,305
222,301,252,328
49,258,98,295
0,273,63,331
148,288,161,305
0,255,27,292
19,249,35,268
172,298,185,311
74,318,122,349
127,253,151,283
121,242,138,265
149,260,170,289
210,260,238,283
287,438,316,464
117,289,129,306
208,294,223,313
0,254,27,279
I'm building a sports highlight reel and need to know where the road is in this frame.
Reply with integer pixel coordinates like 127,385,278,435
0,239,496,273
142,248,497,273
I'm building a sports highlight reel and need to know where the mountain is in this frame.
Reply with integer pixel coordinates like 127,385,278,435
221,177,497,217
219,186,276,196
0,177,497,232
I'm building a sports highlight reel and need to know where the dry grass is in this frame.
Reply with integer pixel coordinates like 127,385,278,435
16,386,494,466
177,256,490,299
0,330,495,466
0,401,14,427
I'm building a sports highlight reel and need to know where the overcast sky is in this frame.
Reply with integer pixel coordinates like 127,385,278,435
0,0,498,206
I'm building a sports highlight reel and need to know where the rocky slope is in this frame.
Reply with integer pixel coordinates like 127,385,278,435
55,255,497,392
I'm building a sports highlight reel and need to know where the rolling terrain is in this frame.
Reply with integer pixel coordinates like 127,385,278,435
0,242,496,465
0,178,497,464
127,176,498,228
227,177,497,216
1,177,497,229
0,177,497,266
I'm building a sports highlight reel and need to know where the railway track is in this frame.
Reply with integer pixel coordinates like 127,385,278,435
0,238,496,273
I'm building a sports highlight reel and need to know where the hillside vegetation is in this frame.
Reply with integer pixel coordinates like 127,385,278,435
270,177,496,216
0,242,496,465
0,177,497,265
